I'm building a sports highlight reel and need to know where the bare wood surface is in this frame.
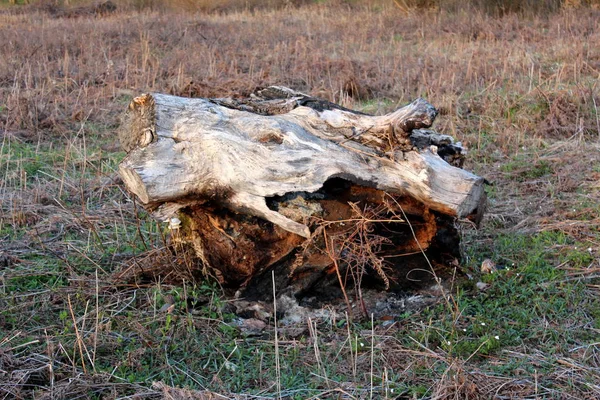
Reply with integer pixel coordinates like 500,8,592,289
118,90,485,239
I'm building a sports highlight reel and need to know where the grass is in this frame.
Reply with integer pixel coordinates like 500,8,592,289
1,1,600,399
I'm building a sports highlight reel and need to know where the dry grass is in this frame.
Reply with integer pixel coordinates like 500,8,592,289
1,2,600,399
2,3,599,143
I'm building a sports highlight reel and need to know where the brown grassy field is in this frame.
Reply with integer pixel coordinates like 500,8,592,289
1,1,599,399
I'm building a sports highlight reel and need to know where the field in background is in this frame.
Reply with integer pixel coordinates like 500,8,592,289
1,2,599,399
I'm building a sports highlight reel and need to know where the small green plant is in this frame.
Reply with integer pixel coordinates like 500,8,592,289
501,157,553,181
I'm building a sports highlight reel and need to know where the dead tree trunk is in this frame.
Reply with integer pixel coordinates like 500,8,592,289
117,87,485,300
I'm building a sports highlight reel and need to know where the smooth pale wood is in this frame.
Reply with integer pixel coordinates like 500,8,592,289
119,92,485,238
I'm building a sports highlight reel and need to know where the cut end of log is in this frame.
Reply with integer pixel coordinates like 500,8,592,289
118,163,149,203
118,93,156,153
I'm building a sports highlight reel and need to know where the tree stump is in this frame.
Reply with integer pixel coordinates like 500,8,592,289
117,87,486,302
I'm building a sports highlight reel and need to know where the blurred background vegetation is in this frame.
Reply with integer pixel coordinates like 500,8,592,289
3,0,600,14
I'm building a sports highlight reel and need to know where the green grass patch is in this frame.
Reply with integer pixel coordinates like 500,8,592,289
500,156,553,181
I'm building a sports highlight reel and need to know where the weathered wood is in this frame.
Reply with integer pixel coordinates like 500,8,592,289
117,88,486,294
119,91,484,237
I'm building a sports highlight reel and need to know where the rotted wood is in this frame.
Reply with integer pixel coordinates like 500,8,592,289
117,87,486,296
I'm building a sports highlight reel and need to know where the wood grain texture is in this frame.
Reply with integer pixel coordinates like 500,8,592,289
118,90,485,238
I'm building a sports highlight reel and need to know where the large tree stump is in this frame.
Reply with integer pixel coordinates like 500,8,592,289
118,87,485,300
